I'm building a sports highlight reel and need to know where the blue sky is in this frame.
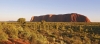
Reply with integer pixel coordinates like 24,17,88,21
0,0,100,22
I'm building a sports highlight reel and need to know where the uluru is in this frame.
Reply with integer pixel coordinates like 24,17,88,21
30,13,90,22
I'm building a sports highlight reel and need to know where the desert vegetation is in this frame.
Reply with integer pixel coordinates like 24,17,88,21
0,21,100,44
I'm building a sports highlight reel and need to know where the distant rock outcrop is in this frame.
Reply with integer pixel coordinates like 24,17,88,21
30,13,90,22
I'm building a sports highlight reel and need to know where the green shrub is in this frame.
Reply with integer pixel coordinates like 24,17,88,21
2,24,19,39
0,32,8,41
17,18,26,23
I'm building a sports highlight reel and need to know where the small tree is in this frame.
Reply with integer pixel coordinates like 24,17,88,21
41,20,46,29
17,18,26,23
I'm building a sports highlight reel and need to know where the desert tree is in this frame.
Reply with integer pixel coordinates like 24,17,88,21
17,18,26,24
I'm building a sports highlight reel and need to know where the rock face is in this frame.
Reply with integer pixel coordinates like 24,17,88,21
30,13,90,22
